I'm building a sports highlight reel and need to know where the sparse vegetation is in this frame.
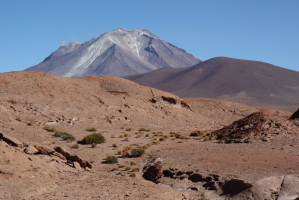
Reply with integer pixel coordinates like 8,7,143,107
112,143,117,147
130,160,136,166
44,126,56,132
132,167,140,172
152,141,160,145
53,131,63,137
81,133,105,144
125,166,132,171
111,167,118,171
118,164,125,168
8,99,17,104
138,127,150,131
105,155,118,164
124,133,129,137
129,172,136,178
27,123,32,126
130,147,145,157
126,128,132,131
86,127,97,132
61,133,75,141
190,130,203,137
15,118,21,122
71,144,79,149
91,143,97,148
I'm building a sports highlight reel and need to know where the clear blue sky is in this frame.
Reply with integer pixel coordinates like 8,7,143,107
1,0,299,73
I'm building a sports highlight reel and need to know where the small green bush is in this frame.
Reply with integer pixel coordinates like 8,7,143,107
130,147,145,157
138,127,147,131
105,155,118,164
81,133,105,144
8,100,17,104
61,133,75,141
71,144,79,149
44,126,56,133
86,127,97,132
53,131,63,137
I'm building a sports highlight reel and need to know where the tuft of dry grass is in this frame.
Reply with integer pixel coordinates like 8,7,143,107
111,167,118,171
112,143,117,147
130,160,136,166
132,167,140,172
91,143,97,148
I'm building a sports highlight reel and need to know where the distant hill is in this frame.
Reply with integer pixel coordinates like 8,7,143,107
24,28,200,77
125,57,299,111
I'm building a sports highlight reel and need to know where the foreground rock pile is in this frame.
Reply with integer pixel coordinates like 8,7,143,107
0,132,91,170
212,110,297,143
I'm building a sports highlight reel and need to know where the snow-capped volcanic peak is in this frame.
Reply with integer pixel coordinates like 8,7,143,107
25,28,200,77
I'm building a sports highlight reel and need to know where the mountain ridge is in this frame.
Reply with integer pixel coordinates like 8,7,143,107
25,28,200,77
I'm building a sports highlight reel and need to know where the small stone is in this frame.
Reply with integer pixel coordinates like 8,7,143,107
25,145,39,154
73,162,83,171
35,145,55,155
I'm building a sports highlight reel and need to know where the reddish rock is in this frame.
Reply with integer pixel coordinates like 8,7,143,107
35,145,55,155
54,146,92,169
0,133,24,147
24,145,39,154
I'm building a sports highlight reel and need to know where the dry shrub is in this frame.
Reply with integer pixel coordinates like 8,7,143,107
44,126,56,132
189,130,203,137
112,143,117,147
129,172,136,178
111,167,118,171
130,160,136,166
118,164,125,168
152,141,160,145
71,144,79,149
125,166,132,171
132,167,140,172
86,127,97,132
82,133,105,144
105,155,118,164
124,133,129,137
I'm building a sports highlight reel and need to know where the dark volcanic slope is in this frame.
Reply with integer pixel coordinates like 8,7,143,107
125,57,299,111
25,28,200,77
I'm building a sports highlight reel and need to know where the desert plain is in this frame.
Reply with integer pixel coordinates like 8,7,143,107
1,71,299,199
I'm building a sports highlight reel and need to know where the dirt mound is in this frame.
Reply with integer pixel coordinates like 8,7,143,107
212,110,296,143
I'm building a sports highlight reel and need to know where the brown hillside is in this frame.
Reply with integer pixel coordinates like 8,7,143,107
125,57,299,111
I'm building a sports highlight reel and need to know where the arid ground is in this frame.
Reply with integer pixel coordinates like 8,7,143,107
1,71,299,199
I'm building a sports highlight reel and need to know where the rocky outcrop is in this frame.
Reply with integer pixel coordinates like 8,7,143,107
290,108,299,120
0,133,91,170
212,111,292,143
0,133,24,147
35,145,55,155
54,147,92,169
143,158,163,183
